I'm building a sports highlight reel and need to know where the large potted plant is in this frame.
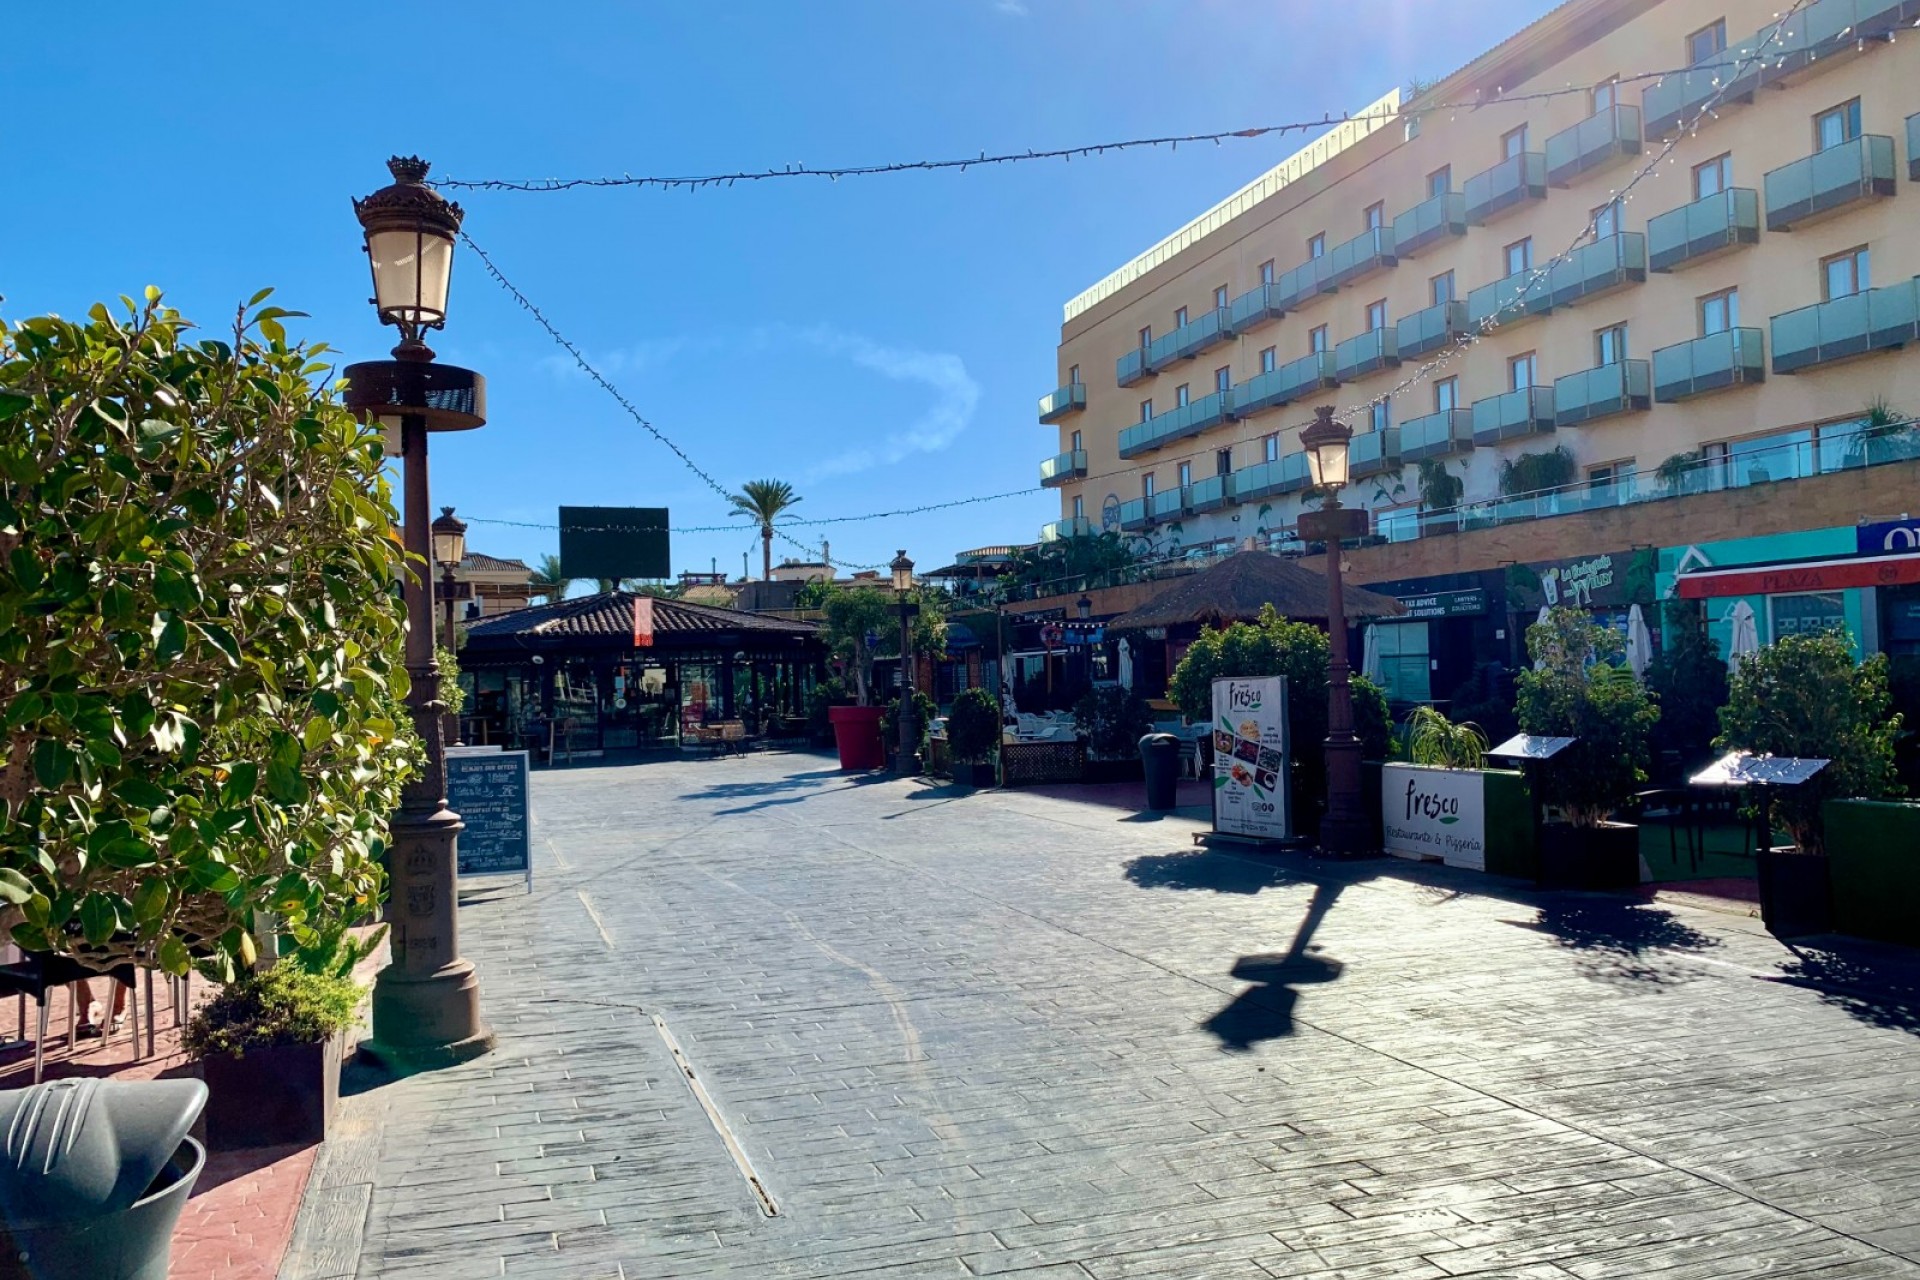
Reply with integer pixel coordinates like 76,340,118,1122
186,925,382,1149
1516,608,1659,889
812,583,946,771
1716,632,1902,937
945,688,1003,788
1072,685,1154,783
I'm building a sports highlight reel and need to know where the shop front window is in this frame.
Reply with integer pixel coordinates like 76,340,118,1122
1769,591,1847,642
1374,621,1431,703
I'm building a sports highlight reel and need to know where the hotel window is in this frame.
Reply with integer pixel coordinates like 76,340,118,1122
1427,165,1451,197
1213,284,1229,309
1308,232,1326,259
1699,287,1739,334
1693,153,1732,200
1501,125,1529,160
1308,325,1329,354
1175,383,1191,408
1591,198,1622,241
1263,433,1280,462
1214,366,1231,394
1366,299,1389,332
1363,202,1385,232
1072,495,1084,519
1259,346,1277,373
1174,306,1189,329
1216,448,1233,476
1370,400,1391,433
1177,461,1192,488
1142,473,1155,499
1435,377,1459,412
1505,237,1533,276
1815,99,1862,152
1588,460,1634,492
1594,323,1627,366
1070,429,1082,451
1770,592,1847,643
1138,325,1151,349
1259,259,1276,285
1139,399,1154,422
1591,78,1617,114
1509,352,1538,390
1823,247,1870,300
1429,270,1455,305
1688,19,1726,65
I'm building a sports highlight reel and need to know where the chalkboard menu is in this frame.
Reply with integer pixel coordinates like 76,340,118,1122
447,749,532,882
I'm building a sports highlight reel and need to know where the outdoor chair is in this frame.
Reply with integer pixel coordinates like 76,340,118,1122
0,951,142,1084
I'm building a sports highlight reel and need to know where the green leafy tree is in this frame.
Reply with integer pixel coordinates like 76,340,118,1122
1515,608,1659,826
1498,445,1577,498
0,291,417,975
945,687,1003,765
728,479,801,583
1416,458,1464,513
1644,600,1727,775
815,583,946,705
529,554,571,604
1072,685,1154,760
1716,631,1902,853
998,531,1137,599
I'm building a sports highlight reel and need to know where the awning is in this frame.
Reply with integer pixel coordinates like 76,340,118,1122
1674,551,1920,599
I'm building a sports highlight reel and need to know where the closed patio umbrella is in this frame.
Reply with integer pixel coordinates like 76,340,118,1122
1361,624,1382,685
1726,600,1760,673
1532,605,1552,670
1626,603,1653,681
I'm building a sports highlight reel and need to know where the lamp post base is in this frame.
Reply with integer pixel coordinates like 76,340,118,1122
364,959,495,1074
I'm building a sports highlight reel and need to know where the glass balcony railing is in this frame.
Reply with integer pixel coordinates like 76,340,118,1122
1229,282,1286,332
1772,281,1920,374
1117,346,1150,387
1392,190,1467,258
1397,299,1468,360
1463,151,1546,224
1470,386,1556,446
1653,328,1765,401
1547,232,1646,309
1348,428,1402,479
1545,104,1642,186
1171,307,1234,361
1552,359,1650,426
1117,498,1150,531
1150,486,1190,521
1234,452,1312,500
1037,382,1086,423
1769,0,1916,82
1040,515,1094,541
1765,135,1896,231
1188,473,1237,513
1039,449,1088,487
1647,188,1760,272
1466,265,1552,332
1233,352,1338,417
1117,390,1234,458
1327,226,1396,290
1334,327,1400,383
1398,408,1474,462
1272,255,1335,313
1642,35,1767,137
1910,112,1920,182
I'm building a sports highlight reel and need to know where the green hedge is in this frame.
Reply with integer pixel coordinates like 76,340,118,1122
1825,800,1920,948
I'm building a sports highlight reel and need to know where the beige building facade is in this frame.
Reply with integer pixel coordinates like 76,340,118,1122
1038,0,1920,554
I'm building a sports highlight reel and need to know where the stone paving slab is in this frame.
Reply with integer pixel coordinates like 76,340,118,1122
284,753,1920,1279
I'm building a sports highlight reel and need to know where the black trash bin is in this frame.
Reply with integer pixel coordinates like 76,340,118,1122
0,1077,208,1280
1139,732,1180,812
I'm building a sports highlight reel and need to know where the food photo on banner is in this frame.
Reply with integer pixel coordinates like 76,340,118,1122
1210,675,1290,841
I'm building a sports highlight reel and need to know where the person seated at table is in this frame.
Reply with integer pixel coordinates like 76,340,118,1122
74,975,129,1039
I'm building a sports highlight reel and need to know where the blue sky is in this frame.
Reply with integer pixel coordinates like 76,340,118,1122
2,0,1555,581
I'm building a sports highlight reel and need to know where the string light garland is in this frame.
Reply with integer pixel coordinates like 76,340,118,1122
435,53,1806,195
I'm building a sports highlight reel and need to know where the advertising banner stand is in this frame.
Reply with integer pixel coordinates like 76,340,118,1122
446,748,534,894
1196,675,1301,850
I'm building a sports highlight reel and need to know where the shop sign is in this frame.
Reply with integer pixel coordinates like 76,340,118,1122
1211,676,1290,841
1064,623,1105,645
1543,555,1615,608
1509,548,1657,612
1381,763,1487,870
1394,588,1488,619
1857,518,1920,555
448,750,533,889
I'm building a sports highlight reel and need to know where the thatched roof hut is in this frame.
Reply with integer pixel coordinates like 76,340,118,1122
1109,551,1406,633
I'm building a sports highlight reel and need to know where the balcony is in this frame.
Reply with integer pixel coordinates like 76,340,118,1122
1233,352,1338,417
1039,449,1088,487
1471,386,1556,446
1348,428,1402,480
1463,152,1547,225
1117,498,1150,531
1546,232,1646,309
1188,473,1237,513
1327,226,1396,290
1398,408,1475,462
1117,346,1151,387
1466,266,1552,332
1397,299,1468,360
1647,188,1760,272
1037,382,1086,423
1117,390,1235,458
1652,328,1766,401
1545,104,1642,186
1170,307,1234,361
1149,486,1191,521
1769,0,1919,85
1272,255,1335,313
1553,360,1650,427
1392,191,1467,259
1040,515,1094,541
1334,327,1400,383
1642,40,1765,138
1910,113,1920,181
1229,282,1287,332
1764,135,1896,231
1235,452,1312,500
1771,281,1920,374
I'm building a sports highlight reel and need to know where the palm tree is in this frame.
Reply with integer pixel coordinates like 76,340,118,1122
729,479,801,582
530,554,572,604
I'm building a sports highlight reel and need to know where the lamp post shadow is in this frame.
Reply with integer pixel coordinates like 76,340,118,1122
1203,880,1346,1052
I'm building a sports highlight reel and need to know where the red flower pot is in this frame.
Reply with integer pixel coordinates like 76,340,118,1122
828,705,886,771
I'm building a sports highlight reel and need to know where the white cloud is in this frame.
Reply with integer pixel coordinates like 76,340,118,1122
780,326,981,480
539,335,714,382
993,0,1029,14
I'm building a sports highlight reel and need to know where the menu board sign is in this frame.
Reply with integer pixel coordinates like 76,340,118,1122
447,749,533,887
1211,676,1290,841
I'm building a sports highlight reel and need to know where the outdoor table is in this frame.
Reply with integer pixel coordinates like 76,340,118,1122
1486,734,1575,836
1688,751,1830,858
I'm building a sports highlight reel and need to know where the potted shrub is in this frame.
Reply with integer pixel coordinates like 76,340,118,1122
945,688,1002,788
1716,632,1902,937
1516,608,1659,889
1073,685,1155,783
185,925,382,1149
1416,459,1463,536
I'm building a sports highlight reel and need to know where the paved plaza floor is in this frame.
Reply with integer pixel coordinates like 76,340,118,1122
285,752,1920,1280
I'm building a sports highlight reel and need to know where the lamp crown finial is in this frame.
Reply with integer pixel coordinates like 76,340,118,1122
387,155,432,184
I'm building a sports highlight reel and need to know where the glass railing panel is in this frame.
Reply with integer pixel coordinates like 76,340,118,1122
1548,233,1646,308
1909,113,1920,182
1039,450,1088,485
1652,328,1765,400
1117,499,1149,529
1117,347,1149,387
1545,104,1642,184
1334,328,1400,382
1765,135,1895,230
1037,382,1086,422
1463,152,1546,223
1328,226,1396,287
1397,299,1467,359
1390,191,1467,258
1647,188,1760,271
1470,386,1555,445
1467,268,1552,330
1229,283,1285,331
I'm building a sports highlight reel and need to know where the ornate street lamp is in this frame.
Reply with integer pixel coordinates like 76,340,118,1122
343,157,493,1070
1076,595,1092,621
889,549,920,776
1295,406,1371,857
432,506,468,640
